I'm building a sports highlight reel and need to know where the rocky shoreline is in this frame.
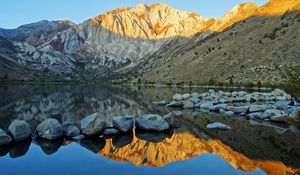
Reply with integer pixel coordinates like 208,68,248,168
0,112,177,146
154,89,300,126
1,88,299,146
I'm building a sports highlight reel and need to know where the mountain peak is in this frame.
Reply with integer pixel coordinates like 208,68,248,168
255,0,300,16
211,2,258,32
90,3,208,39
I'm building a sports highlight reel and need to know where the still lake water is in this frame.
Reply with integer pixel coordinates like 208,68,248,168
0,83,299,175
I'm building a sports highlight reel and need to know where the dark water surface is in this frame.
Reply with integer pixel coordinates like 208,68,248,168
0,83,299,175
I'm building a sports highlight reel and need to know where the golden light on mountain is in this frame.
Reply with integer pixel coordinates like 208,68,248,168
98,132,299,175
255,0,300,16
88,0,300,40
91,3,209,39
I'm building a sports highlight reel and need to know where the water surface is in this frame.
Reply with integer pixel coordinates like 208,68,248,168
0,83,299,175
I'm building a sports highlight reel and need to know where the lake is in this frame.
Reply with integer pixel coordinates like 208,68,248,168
0,83,299,175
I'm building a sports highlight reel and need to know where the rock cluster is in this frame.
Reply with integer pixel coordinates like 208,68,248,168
0,112,176,145
159,89,299,124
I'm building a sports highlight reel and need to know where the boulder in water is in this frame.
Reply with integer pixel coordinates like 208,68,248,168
0,129,12,145
80,113,106,136
112,116,133,132
136,114,169,131
8,120,31,141
36,118,64,140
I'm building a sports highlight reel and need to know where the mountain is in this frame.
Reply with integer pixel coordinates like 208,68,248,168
0,0,299,84
255,0,300,16
0,4,212,81
0,20,76,46
132,0,300,86
91,3,210,39
211,2,258,32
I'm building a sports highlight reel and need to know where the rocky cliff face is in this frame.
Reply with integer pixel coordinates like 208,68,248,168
0,0,299,82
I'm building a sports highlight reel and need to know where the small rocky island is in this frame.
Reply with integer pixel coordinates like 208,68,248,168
154,89,300,126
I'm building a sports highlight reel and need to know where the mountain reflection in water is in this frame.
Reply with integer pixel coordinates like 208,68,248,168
0,83,299,175
100,131,299,175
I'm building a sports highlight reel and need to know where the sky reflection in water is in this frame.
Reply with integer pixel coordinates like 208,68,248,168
0,142,265,175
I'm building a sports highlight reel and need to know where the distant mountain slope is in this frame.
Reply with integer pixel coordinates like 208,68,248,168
133,1,300,86
0,20,76,46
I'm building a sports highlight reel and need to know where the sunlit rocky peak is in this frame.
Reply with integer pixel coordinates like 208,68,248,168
255,0,300,16
211,2,259,32
91,3,209,39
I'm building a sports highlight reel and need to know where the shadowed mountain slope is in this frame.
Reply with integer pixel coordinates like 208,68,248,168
132,1,300,85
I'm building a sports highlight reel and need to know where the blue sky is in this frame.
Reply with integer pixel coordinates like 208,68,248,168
0,0,268,29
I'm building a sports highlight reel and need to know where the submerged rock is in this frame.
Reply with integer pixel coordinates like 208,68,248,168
189,97,201,104
173,94,183,101
182,93,191,100
153,101,168,106
0,145,9,157
136,130,172,143
249,105,268,112
9,139,31,158
36,118,64,140
183,100,194,109
64,125,81,137
166,101,183,108
103,128,120,135
224,111,235,117
136,114,169,131
207,122,231,130
112,132,133,148
247,112,264,120
270,114,291,122
264,109,284,117
80,138,106,153
172,110,183,117
80,113,106,136
227,106,249,114
200,102,214,109
8,120,31,141
112,116,133,132
72,134,85,141
36,137,64,155
0,129,12,146
163,112,177,128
